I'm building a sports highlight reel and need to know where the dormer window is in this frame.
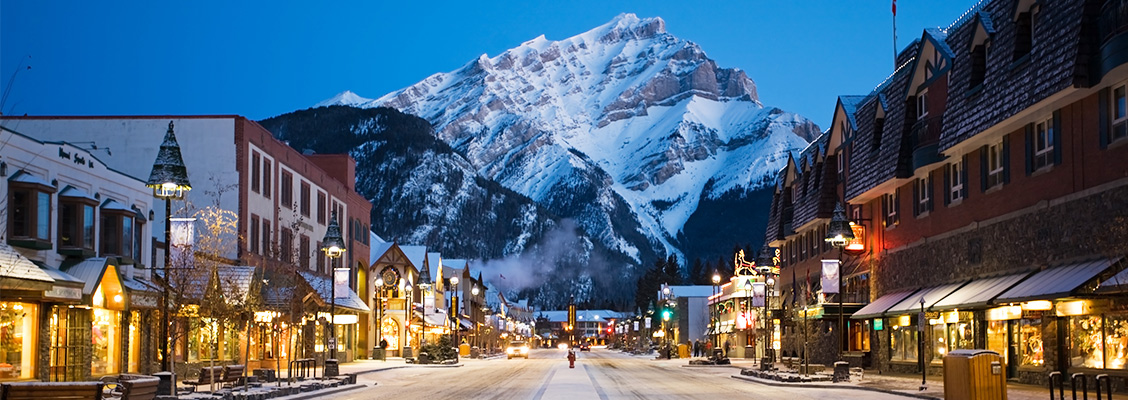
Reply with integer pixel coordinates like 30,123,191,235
1013,1,1038,61
916,89,929,120
970,44,987,88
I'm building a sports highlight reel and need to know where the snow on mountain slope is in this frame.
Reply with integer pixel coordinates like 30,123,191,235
317,13,818,263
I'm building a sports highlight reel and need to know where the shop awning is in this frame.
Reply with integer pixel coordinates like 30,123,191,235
884,281,968,315
1097,265,1128,293
0,242,55,289
851,289,919,319
299,271,371,313
414,308,449,327
995,258,1122,303
931,271,1033,310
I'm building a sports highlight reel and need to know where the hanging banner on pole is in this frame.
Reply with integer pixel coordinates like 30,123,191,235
333,267,350,298
645,317,651,329
751,282,766,307
821,260,840,294
633,321,639,331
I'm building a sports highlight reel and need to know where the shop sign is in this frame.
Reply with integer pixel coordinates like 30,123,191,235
1022,310,1043,319
44,285,82,301
873,318,883,331
844,224,865,253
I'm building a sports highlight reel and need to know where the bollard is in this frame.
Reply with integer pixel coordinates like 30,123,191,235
1071,372,1087,400
1095,374,1111,400
1049,371,1063,400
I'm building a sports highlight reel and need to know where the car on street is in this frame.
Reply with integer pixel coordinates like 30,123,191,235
507,340,529,359
579,343,591,351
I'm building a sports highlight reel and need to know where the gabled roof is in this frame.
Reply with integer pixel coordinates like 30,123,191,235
61,257,115,296
298,271,371,313
216,266,258,304
58,185,97,201
399,245,427,271
8,169,53,187
369,242,394,263
427,252,443,285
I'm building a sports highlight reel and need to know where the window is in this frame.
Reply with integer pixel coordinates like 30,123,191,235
871,118,885,155
1019,319,1044,366
915,175,932,216
261,220,271,258
281,170,293,209
281,228,293,264
916,90,928,120
317,191,327,225
58,191,97,255
1072,315,1104,368
882,191,900,228
99,201,134,262
300,181,311,217
985,141,1005,189
249,215,260,255
316,240,325,272
970,44,987,88
299,235,310,270
7,174,54,247
1111,85,1128,145
134,217,144,264
1032,117,1054,171
1014,10,1034,61
263,159,272,199
251,151,260,194
890,321,919,361
948,160,964,203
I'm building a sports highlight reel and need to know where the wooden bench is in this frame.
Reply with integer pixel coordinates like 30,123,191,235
1,381,104,400
117,377,158,400
181,366,224,389
221,365,245,385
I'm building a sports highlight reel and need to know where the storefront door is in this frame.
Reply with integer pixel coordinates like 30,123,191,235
1007,320,1019,378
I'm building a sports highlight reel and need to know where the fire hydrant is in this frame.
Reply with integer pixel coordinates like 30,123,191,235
567,350,576,368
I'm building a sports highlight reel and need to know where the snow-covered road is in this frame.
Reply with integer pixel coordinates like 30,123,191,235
336,347,910,400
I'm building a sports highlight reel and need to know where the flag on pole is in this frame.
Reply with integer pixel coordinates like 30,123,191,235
892,0,897,16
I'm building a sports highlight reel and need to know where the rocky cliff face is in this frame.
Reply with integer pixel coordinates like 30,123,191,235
313,13,818,286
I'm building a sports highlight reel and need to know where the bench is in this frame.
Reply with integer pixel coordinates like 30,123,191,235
1,381,104,400
101,375,159,400
222,365,246,385
182,366,224,389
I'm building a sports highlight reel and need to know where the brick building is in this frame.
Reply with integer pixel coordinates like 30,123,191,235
764,0,1128,387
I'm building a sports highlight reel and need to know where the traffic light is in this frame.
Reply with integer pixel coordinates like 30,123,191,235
661,308,671,321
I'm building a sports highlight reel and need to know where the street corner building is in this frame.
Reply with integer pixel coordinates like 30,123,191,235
0,115,373,382
760,0,1128,389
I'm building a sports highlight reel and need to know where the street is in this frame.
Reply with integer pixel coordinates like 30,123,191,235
336,347,908,400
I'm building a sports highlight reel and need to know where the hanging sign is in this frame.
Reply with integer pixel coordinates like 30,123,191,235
645,317,651,329
633,321,639,331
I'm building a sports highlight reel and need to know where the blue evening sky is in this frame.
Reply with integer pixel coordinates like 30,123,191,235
1,1,978,129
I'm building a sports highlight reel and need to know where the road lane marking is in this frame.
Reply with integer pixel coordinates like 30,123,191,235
583,363,610,400
531,367,557,400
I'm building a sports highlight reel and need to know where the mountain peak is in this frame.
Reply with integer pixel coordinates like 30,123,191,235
587,13,666,43
315,90,373,108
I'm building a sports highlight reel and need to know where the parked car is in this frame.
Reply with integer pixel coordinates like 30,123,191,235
507,341,530,359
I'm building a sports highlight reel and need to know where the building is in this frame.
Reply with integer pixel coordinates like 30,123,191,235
1,116,373,376
660,285,713,347
536,309,625,346
0,125,158,381
762,0,1128,387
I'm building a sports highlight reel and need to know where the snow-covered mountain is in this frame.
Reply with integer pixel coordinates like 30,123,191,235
316,13,818,268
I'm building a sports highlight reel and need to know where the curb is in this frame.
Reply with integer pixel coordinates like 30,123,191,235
279,383,368,400
347,363,464,375
730,374,942,400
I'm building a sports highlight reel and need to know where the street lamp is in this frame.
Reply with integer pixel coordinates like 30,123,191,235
711,271,720,356
146,121,192,373
320,211,346,375
756,245,777,366
405,282,413,357
375,277,384,361
450,276,460,361
471,285,480,348
824,202,855,363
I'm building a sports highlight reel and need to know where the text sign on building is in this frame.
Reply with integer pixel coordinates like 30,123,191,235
845,224,865,253
44,285,82,301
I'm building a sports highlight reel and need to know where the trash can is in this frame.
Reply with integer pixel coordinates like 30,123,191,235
943,349,1007,400
324,359,339,377
678,344,689,359
460,343,471,356
744,345,754,359
373,347,385,360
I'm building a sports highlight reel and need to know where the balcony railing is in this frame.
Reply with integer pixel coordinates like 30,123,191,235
1100,0,1128,44
909,114,945,171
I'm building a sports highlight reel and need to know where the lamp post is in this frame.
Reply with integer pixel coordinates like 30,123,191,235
320,211,346,376
712,271,720,356
375,277,384,361
756,245,778,366
405,283,413,357
824,202,855,363
743,279,753,359
471,285,480,348
450,276,460,362
146,121,192,374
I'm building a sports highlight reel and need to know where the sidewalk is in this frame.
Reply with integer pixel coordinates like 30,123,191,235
706,360,1128,400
